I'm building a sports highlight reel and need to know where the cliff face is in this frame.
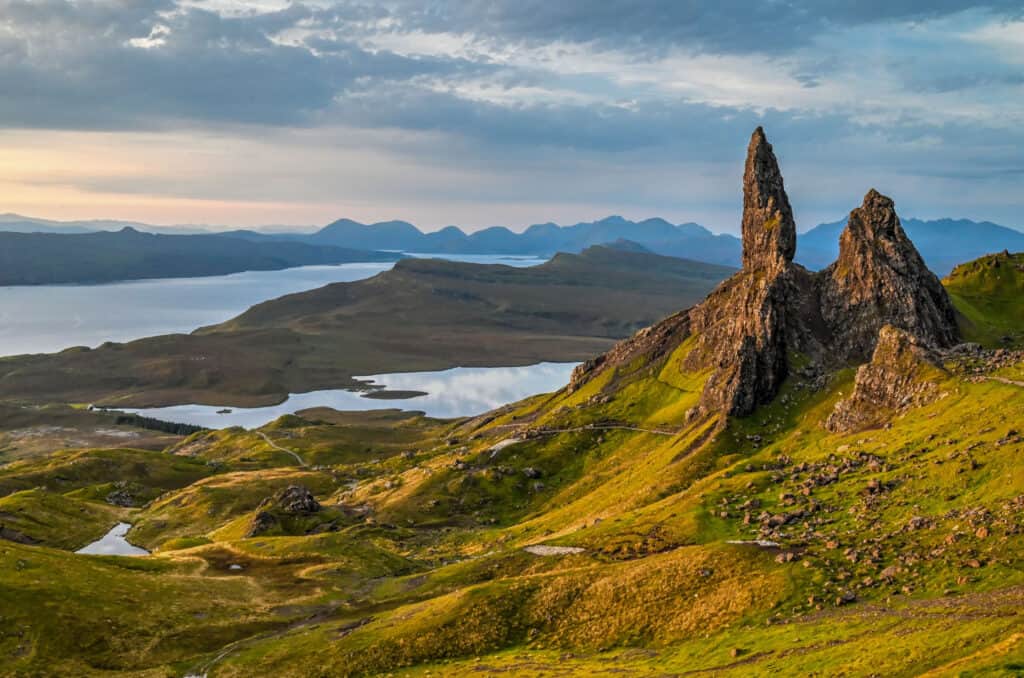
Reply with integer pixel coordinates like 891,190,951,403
820,190,959,361
570,127,960,423
683,128,821,417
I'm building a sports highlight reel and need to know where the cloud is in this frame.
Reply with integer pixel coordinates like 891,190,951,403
360,0,1024,56
0,1,477,129
0,1,1021,232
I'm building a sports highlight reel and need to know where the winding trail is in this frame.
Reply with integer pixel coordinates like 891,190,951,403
256,431,307,467
988,376,1024,388
495,422,679,438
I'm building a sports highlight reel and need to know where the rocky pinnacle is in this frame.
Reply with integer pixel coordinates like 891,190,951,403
568,129,960,426
742,127,797,271
820,189,959,360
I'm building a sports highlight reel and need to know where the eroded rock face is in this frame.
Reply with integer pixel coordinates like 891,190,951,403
826,325,943,433
565,129,959,425
684,128,811,417
820,190,959,361
742,127,797,272
685,269,791,416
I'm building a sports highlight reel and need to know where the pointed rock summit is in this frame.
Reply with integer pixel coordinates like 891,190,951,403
820,189,959,360
683,127,803,416
569,128,960,427
742,127,797,270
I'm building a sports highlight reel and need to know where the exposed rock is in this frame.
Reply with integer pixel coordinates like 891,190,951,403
246,511,279,537
564,130,959,426
246,485,322,537
826,325,944,433
820,190,959,361
742,127,797,271
0,524,39,545
105,480,137,507
683,129,825,417
272,485,322,515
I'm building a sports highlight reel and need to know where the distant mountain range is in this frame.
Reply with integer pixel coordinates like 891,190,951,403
0,228,399,286
3,212,1021,276
224,215,745,266
0,213,308,236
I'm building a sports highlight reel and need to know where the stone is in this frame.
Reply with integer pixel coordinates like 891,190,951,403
826,325,943,433
273,485,321,515
742,127,796,271
561,130,960,431
820,189,959,361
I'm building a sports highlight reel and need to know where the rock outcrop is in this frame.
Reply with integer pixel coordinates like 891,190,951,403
246,485,322,537
826,325,944,432
820,190,959,361
741,127,797,272
683,128,814,417
272,485,322,515
567,128,960,424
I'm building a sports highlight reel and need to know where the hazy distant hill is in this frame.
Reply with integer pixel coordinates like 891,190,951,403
0,246,734,406
229,215,745,266
232,214,1024,272
0,228,400,285
6,212,1022,275
798,217,1024,275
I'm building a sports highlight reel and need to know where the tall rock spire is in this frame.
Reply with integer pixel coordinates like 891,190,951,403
742,127,797,271
682,127,802,418
567,129,957,429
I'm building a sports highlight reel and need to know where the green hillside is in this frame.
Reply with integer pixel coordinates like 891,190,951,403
945,250,1024,348
0,246,1020,676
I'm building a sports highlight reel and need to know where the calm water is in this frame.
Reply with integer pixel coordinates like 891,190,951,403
122,362,578,428
0,254,547,357
76,522,150,557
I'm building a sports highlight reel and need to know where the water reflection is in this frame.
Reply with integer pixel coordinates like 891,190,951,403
76,522,150,556
122,362,577,429
0,254,549,357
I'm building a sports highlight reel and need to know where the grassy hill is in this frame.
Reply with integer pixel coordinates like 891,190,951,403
0,228,399,285
944,250,1024,348
0,251,1020,676
0,247,733,407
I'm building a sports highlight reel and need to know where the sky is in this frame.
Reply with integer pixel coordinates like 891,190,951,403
1,1,1022,234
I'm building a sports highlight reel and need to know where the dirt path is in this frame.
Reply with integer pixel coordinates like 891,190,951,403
988,376,1024,388
495,422,679,438
256,431,306,467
